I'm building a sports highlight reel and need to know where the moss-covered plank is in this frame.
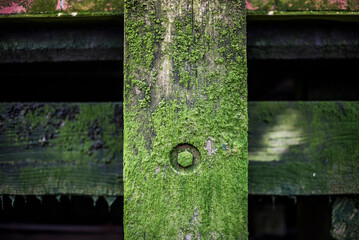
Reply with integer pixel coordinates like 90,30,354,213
246,0,359,14
0,103,123,196
248,101,359,195
124,0,247,239
2,0,358,16
0,0,124,15
1,101,358,199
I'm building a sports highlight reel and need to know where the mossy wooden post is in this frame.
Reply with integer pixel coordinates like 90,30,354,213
124,0,247,238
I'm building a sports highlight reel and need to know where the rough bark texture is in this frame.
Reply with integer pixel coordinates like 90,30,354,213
124,0,247,239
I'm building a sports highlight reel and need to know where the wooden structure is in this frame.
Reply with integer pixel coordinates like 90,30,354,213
1,0,359,239
123,1,247,238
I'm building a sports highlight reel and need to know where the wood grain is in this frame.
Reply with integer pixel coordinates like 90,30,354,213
1,102,358,197
123,0,248,238
249,101,359,195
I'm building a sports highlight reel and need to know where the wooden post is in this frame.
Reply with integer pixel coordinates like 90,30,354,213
124,0,247,238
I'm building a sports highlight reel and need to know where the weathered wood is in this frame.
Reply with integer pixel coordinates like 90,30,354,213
1,0,358,15
124,0,247,238
0,0,124,15
246,0,359,12
0,17,123,63
248,18,359,59
1,102,358,198
331,197,359,240
249,101,359,195
0,103,123,196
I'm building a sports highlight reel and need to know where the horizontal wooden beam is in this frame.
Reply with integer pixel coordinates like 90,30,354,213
248,101,359,195
246,0,359,13
1,0,358,16
0,0,124,15
248,18,359,59
0,102,358,196
0,17,123,63
0,103,124,196
1,15,357,64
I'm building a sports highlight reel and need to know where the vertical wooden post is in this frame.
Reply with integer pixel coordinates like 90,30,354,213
124,0,247,238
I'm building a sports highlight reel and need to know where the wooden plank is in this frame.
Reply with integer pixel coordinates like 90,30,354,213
0,17,123,63
124,0,248,238
1,0,358,16
248,18,359,60
1,102,358,198
0,103,123,196
246,0,359,13
331,197,359,240
0,0,123,15
249,101,359,195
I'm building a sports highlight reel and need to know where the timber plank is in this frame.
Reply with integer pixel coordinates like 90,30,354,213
0,0,124,15
1,101,358,197
248,101,359,195
0,103,123,196
1,0,358,16
0,17,123,63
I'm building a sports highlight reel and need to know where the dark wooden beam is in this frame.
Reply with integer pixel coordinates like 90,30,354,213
0,17,123,63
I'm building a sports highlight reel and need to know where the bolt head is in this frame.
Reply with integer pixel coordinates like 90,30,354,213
177,150,193,168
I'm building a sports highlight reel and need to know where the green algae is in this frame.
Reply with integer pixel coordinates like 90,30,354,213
0,103,123,196
124,0,247,238
0,0,124,15
248,101,359,195
177,150,193,168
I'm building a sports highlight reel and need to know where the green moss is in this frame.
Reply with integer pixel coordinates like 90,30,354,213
124,0,247,238
0,0,124,15
248,101,359,195
0,103,123,196
28,0,57,13
177,150,193,168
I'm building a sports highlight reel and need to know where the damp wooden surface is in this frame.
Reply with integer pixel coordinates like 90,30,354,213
0,101,359,197
0,103,124,196
0,0,124,15
0,16,124,63
1,0,358,16
248,101,359,195
1,15,357,64
123,0,248,238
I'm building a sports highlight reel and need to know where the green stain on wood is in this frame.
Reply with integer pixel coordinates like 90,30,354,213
29,0,57,13
248,101,359,195
124,0,247,238
0,0,124,15
0,103,123,196
1,101,358,198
